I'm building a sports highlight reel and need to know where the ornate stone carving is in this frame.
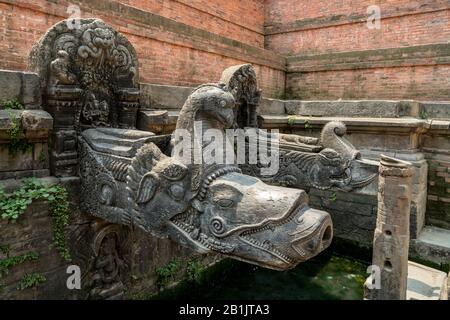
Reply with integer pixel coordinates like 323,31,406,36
241,121,377,191
79,84,333,271
28,18,140,176
69,218,131,300
88,224,129,300
220,64,377,192
220,64,261,128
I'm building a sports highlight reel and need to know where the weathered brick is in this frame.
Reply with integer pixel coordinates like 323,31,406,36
0,0,285,98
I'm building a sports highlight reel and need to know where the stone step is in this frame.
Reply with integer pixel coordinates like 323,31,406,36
407,261,448,300
411,226,450,267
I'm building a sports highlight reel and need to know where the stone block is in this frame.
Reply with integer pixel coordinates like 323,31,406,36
411,226,450,267
0,110,52,177
420,102,450,120
21,110,53,131
260,98,285,115
407,261,448,300
0,70,41,109
140,83,193,110
285,100,408,118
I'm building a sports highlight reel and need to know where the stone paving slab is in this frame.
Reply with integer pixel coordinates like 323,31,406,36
407,261,448,300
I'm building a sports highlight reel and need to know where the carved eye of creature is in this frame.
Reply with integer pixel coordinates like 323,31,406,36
216,198,234,208
220,100,227,108
168,184,185,201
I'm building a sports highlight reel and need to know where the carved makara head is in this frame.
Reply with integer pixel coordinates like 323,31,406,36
308,148,352,190
127,143,192,237
127,144,332,270
179,170,333,270
125,82,333,270
176,83,236,132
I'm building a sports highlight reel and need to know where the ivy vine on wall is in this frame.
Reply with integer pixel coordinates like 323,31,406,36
0,178,72,262
1,99,33,156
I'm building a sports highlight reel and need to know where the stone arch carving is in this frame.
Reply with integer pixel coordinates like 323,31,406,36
28,18,140,176
220,64,261,128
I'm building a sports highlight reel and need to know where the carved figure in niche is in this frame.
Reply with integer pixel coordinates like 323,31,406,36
82,93,110,127
29,18,141,177
49,50,76,86
79,84,333,271
89,233,125,300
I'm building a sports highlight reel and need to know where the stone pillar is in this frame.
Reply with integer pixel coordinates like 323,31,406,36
46,86,82,177
364,155,413,300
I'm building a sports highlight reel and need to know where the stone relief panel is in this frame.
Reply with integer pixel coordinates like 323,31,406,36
28,18,140,176
69,218,131,300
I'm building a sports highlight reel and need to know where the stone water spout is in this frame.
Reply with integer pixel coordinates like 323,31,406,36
79,83,333,270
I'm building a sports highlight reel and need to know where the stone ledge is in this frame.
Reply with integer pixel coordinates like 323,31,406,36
260,115,431,129
287,43,450,73
285,100,420,118
140,83,450,120
0,109,53,135
410,226,450,270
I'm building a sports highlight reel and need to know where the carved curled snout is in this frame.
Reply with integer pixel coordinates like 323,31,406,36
320,121,361,161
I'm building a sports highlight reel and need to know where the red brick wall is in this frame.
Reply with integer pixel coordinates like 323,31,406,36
121,0,265,47
265,0,442,26
287,65,450,100
266,8,450,56
265,0,450,100
0,0,284,98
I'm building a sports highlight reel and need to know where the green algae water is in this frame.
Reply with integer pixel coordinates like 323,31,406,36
153,254,369,300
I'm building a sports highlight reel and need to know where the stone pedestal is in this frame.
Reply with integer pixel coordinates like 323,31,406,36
365,155,413,300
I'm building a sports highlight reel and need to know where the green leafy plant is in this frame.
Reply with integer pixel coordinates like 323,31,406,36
419,110,428,119
304,120,312,129
0,178,71,261
4,107,32,156
156,258,180,288
287,116,296,126
329,192,337,202
39,149,46,163
0,251,39,277
17,272,46,290
2,99,23,110
186,258,204,283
